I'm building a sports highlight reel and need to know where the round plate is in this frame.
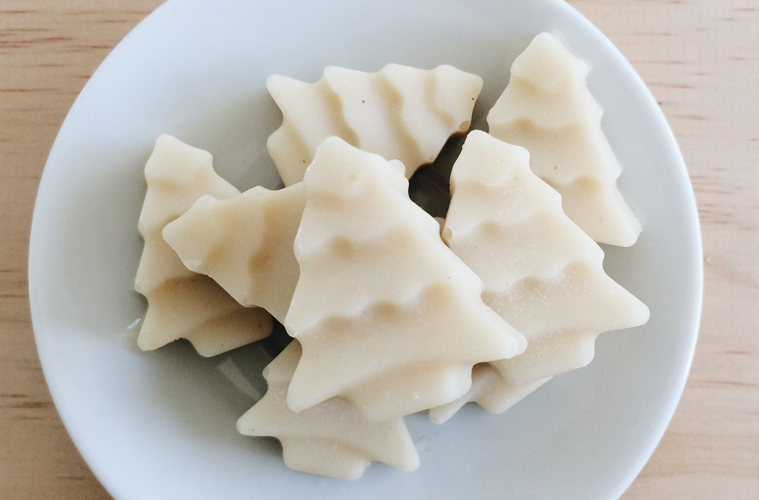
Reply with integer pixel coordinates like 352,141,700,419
28,0,702,498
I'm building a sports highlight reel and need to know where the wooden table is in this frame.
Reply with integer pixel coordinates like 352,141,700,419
1,1,756,498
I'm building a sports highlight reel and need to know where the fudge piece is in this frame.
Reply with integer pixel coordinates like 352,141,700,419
164,183,306,324
237,340,419,480
487,32,641,246
429,131,648,423
268,64,482,185
284,137,526,422
134,135,272,356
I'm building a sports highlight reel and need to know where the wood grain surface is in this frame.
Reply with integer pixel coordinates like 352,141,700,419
1,1,757,498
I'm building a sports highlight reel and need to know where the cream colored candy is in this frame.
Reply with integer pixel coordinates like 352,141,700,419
267,64,483,186
163,183,306,324
134,135,272,356
429,364,552,424
284,137,526,422
487,32,641,247
163,159,403,323
237,340,419,480
429,131,649,423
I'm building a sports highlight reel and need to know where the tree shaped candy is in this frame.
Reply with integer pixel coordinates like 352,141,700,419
163,183,306,324
488,32,641,246
429,131,649,423
268,64,483,185
237,340,419,480
284,137,526,422
134,135,272,356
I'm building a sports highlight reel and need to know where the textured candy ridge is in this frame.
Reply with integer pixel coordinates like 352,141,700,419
134,135,272,356
237,341,419,481
284,137,526,421
268,64,483,186
429,131,648,423
487,32,641,247
163,183,306,324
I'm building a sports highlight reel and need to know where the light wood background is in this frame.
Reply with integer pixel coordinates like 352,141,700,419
1,1,757,498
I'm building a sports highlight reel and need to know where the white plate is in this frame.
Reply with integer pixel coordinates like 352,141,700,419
29,0,702,498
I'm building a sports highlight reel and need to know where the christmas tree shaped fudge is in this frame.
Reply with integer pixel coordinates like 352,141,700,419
163,156,402,323
134,135,272,356
163,183,306,324
237,340,419,480
487,32,641,247
429,131,649,423
268,64,483,186
284,136,526,422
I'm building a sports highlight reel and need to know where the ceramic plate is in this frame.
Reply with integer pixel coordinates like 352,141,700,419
29,0,702,498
